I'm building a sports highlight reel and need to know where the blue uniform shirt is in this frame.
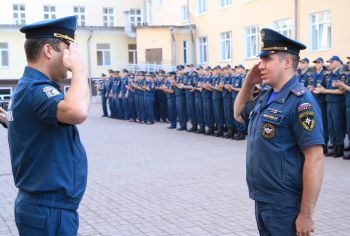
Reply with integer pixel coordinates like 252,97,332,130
174,76,186,96
297,69,312,87
212,76,224,99
246,76,324,206
8,67,87,210
325,69,346,103
345,74,350,108
310,70,327,104
223,75,232,98
121,77,129,95
202,76,213,98
232,74,244,98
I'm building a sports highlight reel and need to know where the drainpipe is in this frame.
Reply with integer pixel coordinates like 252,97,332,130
170,27,176,66
187,0,195,65
87,27,93,98
294,0,298,40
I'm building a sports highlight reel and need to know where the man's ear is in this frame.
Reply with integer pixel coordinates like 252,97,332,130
42,44,53,59
284,55,293,70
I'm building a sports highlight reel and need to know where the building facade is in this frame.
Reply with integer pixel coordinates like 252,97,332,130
0,0,349,96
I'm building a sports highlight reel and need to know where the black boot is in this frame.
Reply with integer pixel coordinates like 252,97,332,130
197,126,205,134
224,127,234,139
205,127,214,135
333,145,344,158
215,128,223,137
325,149,335,157
343,154,350,160
187,124,197,132
234,131,245,140
323,145,328,154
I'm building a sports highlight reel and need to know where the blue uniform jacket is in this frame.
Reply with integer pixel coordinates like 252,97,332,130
325,69,346,103
8,67,87,210
246,76,324,206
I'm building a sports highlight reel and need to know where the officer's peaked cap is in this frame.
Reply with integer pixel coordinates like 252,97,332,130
258,28,306,57
20,16,77,43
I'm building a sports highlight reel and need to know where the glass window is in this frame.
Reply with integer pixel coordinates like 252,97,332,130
273,18,292,38
0,43,9,67
245,25,259,58
129,8,143,26
181,4,189,21
96,43,111,66
74,6,86,26
220,32,232,61
103,7,115,27
183,41,189,64
13,4,25,25
197,0,208,15
310,11,331,51
198,36,208,64
219,0,232,8
43,5,56,20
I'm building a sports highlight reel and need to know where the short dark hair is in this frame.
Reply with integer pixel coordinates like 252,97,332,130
276,52,300,71
24,38,62,62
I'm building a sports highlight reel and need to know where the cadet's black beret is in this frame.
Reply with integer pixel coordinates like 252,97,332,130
258,28,306,57
20,16,77,43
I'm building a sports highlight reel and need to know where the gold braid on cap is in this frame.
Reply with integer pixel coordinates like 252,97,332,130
261,46,288,51
53,33,75,42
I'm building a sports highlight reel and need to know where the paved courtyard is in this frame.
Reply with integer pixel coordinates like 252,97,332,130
1,104,350,236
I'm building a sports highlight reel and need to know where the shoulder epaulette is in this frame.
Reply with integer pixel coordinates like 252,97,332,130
291,85,307,96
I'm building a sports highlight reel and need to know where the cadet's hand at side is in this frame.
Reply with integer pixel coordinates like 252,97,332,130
296,213,315,236
0,107,8,125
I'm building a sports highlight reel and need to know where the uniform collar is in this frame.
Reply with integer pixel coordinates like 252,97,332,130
263,76,299,105
23,66,50,81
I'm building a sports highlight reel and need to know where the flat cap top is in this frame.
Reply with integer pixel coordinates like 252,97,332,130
20,15,77,43
258,28,306,57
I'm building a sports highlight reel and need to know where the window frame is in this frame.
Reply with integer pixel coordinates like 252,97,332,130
197,0,208,16
102,7,115,27
0,43,9,68
244,25,259,59
13,4,26,25
309,10,331,52
43,5,56,20
219,31,232,62
74,6,86,27
197,36,208,64
273,18,292,38
96,43,111,67
219,0,232,9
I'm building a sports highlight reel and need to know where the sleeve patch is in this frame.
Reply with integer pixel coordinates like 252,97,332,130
43,86,61,98
299,110,315,132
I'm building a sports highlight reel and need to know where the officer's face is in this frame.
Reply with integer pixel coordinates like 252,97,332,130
314,62,323,71
49,42,69,82
329,61,340,71
259,53,285,86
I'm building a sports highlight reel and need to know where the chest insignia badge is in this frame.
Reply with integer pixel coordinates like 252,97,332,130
261,123,276,139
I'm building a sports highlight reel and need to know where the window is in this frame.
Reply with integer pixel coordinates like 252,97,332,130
130,9,142,26
220,32,232,61
197,0,208,15
43,5,56,20
198,36,208,64
310,11,331,51
273,19,292,38
0,43,9,67
0,87,12,100
219,0,232,8
157,0,164,6
183,41,189,64
97,44,111,66
245,25,259,58
103,8,115,27
74,6,86,26
181,4,189,21
128,44,137,64
13,4,25,25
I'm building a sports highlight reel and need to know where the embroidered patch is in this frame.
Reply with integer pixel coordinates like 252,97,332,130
262,113,281,123
299,111,315,132
298,103,312,112
43,86,61,98
261,123,276,139
267,108,282,114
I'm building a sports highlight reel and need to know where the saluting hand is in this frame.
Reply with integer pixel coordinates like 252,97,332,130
244,63,262,87
62,43,86,73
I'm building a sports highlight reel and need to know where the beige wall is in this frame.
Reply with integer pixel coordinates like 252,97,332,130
150,0,187,26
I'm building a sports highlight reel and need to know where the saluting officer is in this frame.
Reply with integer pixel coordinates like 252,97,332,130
314,56,346,157
234,28,324,235
99,73,109,117
9,16,90,235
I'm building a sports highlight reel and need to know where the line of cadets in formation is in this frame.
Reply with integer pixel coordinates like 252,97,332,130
99,64,248,140
99,55,350,158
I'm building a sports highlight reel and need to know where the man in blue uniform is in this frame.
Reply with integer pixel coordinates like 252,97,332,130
234,28,324,236
161,72,177,129
211,66,225,137
314,56,346,157
202,66,215,135
194,66,205,134
99,73,109,117
120,69,129,120
222,65,235,138
184,64,198,132
8,16,90,235
173,65,188,131
309,57,329,153
232,65,246,140
297,57,312,87
106,69,115,117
